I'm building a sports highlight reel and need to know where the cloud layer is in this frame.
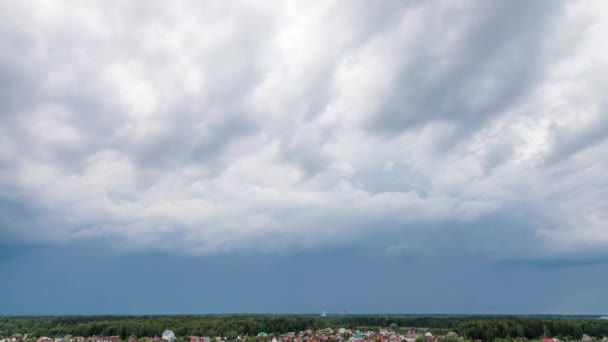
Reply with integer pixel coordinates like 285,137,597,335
1,0,607,256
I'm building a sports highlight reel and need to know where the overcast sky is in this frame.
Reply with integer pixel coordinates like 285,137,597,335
1,0,607,315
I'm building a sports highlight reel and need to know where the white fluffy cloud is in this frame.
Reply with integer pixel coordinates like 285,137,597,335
0,0,607,256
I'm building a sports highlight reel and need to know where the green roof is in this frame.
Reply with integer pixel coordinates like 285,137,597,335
14,334,23,337
258,333,268,336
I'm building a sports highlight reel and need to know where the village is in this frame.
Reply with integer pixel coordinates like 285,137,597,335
1,327,452,342
5,327,599,342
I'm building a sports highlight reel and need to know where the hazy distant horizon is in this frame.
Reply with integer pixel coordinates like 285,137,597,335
1,313,607,317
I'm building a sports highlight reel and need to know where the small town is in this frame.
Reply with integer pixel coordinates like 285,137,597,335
2,328,606,342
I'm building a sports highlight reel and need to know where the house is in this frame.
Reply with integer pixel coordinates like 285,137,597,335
425,336,443,342
38,337,54,342
162,331,176,342
191,337,211,342
88,336,119,342
104,336,120,342
405,331,416,342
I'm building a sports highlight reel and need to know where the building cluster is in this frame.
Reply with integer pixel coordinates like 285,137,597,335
0,336,117,342
4,328,607,342
0,328,442,342
1,333,126,342
3,329,608,342
190,328,443,342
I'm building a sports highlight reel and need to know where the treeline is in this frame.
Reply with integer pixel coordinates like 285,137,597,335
455,319,608,341
1,316,607,341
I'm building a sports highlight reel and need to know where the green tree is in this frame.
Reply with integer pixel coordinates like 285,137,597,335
445,332,460,342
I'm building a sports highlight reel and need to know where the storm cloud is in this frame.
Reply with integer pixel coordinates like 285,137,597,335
1,0,607,259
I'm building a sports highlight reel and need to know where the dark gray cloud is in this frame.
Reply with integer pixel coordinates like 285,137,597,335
0,0,606,258
365,1,564,141
496,254,608,270
545,109,608,165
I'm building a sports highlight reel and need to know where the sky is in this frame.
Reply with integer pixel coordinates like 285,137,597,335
0,0,607,315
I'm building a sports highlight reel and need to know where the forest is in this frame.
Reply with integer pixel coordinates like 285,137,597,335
1,315,608,342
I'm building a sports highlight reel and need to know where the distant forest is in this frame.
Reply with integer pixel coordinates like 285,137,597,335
1,315,608,342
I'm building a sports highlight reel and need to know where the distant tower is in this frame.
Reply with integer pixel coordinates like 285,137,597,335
321,311,327,317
